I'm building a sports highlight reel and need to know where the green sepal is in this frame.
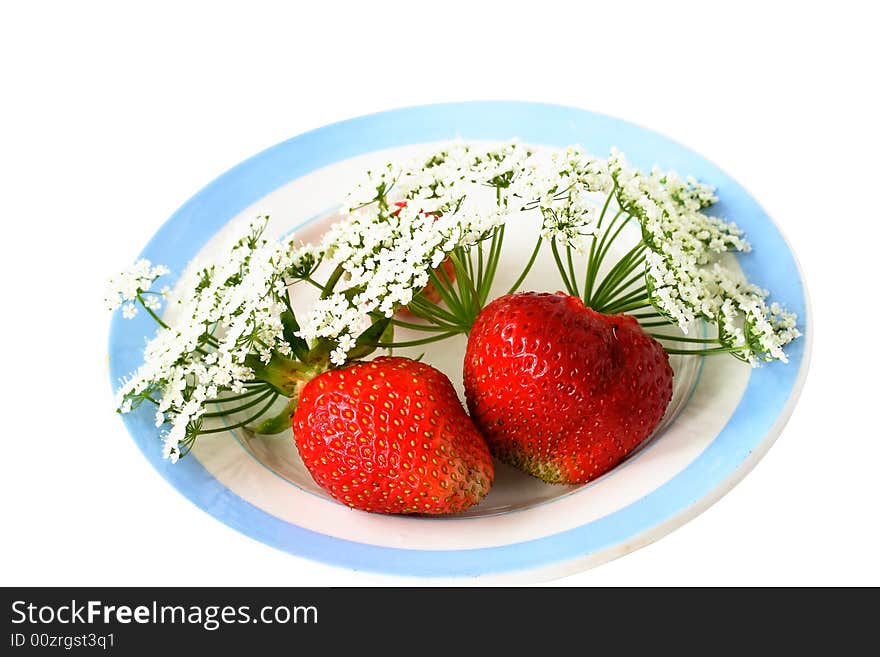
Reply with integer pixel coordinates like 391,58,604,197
250,397,299,434
248,353,315,397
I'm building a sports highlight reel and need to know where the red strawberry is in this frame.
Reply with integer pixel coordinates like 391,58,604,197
463,292,673,484
293,356,494,514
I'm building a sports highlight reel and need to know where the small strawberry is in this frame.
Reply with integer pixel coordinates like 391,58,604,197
293,356,494,514
463,292,673,485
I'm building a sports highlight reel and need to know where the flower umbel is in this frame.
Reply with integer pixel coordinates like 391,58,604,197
113,217,319,462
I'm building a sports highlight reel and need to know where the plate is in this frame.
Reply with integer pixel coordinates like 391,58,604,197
108,102,811,581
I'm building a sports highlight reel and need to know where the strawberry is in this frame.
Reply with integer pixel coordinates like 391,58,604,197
293,356,494,514
463,292,673,485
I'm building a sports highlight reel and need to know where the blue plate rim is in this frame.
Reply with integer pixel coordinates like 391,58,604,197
107,101,811,578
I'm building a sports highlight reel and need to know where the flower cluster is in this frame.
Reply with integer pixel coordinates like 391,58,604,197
105,259,170,318
610,151,799,362
114,217,310,461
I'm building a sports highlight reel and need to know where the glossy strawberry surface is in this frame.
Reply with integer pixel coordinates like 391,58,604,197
293,356,494,514
463,292,673,484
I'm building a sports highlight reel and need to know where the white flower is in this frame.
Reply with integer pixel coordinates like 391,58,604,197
114,216,304,460
106,259,170,311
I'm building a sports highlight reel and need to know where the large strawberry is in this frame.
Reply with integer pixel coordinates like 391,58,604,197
293,356,494,514
463,292,673,485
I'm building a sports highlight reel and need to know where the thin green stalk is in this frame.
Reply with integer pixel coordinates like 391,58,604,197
449,251,480,319
301,277,327,293
604,298,651,314
638,320,677,328
198,393,281,434
212,385,271,404
583,197,623,301
602,285,648,311
590,242,646,309
390,318,463,333
566,245,580,298
664,345,743,356
651,334,720,344
137,295,170,330
550,239,575,295
596,187,616,231
594,212,632,273
479,226,505,305
596,246,645,302
203,389,276,418
593,267,646,310
462,246,476,284
427,267,466,317
375,332,459,348
407,297,468,327
477,240,485,294
585,212,627,303
320,265,344,299
507,237,542,294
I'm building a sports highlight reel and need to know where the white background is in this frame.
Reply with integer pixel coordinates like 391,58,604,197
1,1,877,586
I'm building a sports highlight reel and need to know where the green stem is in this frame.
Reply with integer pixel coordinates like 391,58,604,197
566,245,580,298
212,385,271,403
507,237,542,294
479,225,505,305
593,267,646,310
664,345,743,356
477,240,485,294
427,267,466,317
375,332,459,348
301,277,327,293
550,239,575,295
407,297,468,327
604,298,651,314
390,318,463,333
590,242,645,310
602,285,648,311
449,251,480,319
583,193,621,302
197,393,281,434
320,265,345,299
651,334,720,344
137,295,169,330
594,212,631,273
202,389,276,418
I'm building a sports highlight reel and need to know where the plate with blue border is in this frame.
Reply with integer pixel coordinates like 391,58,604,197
108,102,810,581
